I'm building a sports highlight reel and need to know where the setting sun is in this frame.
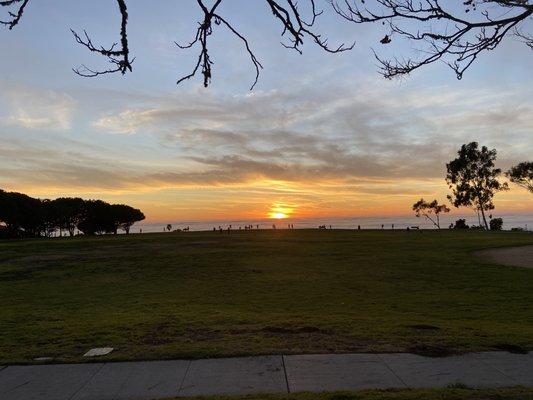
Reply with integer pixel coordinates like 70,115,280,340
268,204,294,219
271,212,287,219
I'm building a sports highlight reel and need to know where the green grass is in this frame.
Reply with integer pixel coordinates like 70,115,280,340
0,230,532,364
165,388,533,400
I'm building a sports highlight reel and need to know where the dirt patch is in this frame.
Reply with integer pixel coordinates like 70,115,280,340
261,326,330,334
406,324,441,331
493,343,528,354
476,245,533,269
408,344,456,357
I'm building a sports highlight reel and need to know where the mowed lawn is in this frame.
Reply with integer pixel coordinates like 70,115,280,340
0,230,532,364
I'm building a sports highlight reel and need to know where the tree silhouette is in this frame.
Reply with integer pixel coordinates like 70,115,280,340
111,204,146,234
446,142,508,230
50,197,85,237
0,189,145,238
412,198,450,229
2,0,530,87
507,161,533,193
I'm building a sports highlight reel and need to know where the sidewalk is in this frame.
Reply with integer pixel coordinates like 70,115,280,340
1,351,532,400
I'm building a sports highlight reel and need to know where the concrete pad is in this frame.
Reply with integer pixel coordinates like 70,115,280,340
0,363,103,400
381,353,515,388
84,347,114,357
285,354,405,392
475,352,533,386
72,360,189,400
179,356,287,396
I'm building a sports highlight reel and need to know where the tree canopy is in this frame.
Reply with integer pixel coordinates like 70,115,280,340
412,198,450,229
1,1,531,88
445,142,508,230
507,161,533,193
0,189,145,238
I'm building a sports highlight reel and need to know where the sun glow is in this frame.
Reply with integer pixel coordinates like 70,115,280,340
271,212,287,219
268,204,294,219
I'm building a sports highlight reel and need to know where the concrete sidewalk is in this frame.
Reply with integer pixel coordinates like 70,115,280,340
1,351,532,400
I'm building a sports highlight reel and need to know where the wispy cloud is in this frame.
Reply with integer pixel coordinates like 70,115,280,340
1,79,532,219
0,82,76,131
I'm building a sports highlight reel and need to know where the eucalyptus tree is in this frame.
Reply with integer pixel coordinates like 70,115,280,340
445,142,508,230
507,162,533,193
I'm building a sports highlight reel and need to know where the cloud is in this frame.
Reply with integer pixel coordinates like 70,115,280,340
88,81,532,188
0,82,76,131
2,80,532,202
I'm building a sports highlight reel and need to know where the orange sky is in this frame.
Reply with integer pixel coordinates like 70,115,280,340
13,176,532,223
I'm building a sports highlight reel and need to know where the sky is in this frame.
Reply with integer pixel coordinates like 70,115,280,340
0,0,532,223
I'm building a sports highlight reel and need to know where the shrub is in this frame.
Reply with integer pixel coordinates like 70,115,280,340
453,219,469,229
490,218,503,231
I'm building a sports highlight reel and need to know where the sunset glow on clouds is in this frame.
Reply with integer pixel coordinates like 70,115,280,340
0,1,532,222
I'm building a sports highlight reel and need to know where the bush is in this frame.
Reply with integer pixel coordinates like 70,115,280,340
453,219,469,229
511,227,524,232
490,218,503,231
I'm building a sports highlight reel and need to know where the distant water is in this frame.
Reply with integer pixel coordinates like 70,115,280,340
137,214,533,233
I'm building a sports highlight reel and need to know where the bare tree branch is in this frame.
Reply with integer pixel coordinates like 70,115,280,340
0,0,29,29
176,0,353,89
2,0,530,86
331,0,533,79
71,0,133,77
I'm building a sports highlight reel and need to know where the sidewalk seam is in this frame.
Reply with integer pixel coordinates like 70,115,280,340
281,355,290,393
474,354,518,383
67,363,106,400
378,354,408,388
177,359,192,395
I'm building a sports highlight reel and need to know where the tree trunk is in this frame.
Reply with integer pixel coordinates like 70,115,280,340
480,207,489,230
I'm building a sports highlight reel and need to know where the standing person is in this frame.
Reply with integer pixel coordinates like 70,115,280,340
381,224,384,229
392,224,395,230
358,225,361,230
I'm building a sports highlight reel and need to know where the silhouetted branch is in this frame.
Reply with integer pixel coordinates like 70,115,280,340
331,0,532,79
265,0,355,54
0,0,29,29
176,0,353,89
71,0,133,77
4,0,529,86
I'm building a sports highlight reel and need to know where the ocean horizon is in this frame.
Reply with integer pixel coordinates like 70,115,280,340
137,213,533,233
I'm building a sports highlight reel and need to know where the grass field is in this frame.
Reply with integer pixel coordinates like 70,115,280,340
0,229,532,364
166,387,533,400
